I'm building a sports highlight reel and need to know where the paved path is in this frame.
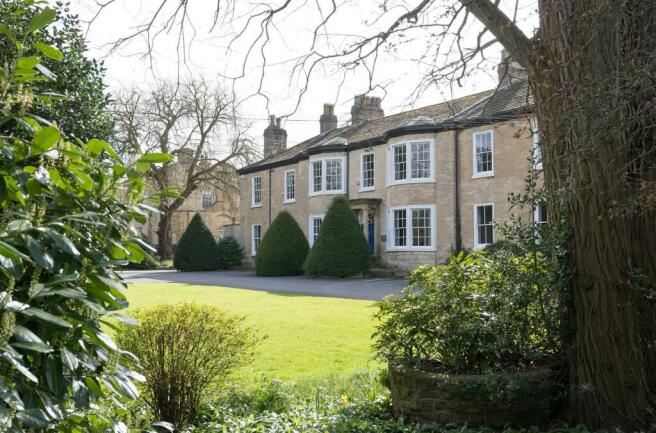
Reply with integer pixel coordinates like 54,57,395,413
120,270,407,301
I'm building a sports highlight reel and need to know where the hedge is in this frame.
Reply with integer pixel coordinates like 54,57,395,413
217,235,244,269
255,211,309,276
305,196,371,277
173,213,222,271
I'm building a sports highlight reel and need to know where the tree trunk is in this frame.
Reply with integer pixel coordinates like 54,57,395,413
531,0,656,429
157,212,174,260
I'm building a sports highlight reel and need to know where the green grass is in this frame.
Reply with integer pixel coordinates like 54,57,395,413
125,283,382,380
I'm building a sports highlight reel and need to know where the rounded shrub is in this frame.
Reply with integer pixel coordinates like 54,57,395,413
116,303,259,428
255,211,309,276
217,235,244,269
173,213,221,271
305,196,371,277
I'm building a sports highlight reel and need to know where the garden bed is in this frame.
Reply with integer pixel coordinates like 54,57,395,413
388,362,560,427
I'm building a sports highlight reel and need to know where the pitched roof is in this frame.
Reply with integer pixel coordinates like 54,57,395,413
239,81,530,174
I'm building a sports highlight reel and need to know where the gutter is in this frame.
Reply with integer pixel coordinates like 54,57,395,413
268,169,272,224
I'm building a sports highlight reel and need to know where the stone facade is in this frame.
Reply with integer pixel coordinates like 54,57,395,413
139,156,239,250
238,66,540,272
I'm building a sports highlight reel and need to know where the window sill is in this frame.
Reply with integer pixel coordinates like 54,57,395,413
472,172,494,179
309,190,346,197
359,186,375,192
473,243,492,250
251,204,262,208
386,178,435,187
387,246,436,252
283,199,296,204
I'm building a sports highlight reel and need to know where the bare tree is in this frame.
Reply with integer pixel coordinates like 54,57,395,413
95,0,656,429
113,79,256,259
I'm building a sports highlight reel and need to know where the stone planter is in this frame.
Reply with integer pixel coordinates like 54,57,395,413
388,361,560,427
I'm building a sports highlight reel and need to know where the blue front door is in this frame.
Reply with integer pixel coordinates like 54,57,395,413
367,213,375,256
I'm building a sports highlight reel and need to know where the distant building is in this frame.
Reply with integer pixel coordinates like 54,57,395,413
237,50,542,272
139,148,240,250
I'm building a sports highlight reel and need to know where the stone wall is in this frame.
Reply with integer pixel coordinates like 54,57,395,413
388,362,557,427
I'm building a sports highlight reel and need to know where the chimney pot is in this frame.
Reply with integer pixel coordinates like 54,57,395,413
319,103,338,134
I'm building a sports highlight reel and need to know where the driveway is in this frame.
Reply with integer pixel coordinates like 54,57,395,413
119,270,407,301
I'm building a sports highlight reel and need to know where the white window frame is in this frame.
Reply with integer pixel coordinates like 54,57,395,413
534,201,548,226
386,204,436,252
473,203,495,248
386,140,435,186
360,152,375,191
251,176,262,208
283,169,295,203
472,130,494,178
308,214,325,247
201,190,214,209
308,156,346,196
251,224,262,256
531,117,543,170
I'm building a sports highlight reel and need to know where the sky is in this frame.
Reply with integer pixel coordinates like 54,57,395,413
73,0,539,152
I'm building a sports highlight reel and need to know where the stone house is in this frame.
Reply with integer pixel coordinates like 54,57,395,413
237,54,543,272
140,149,240,250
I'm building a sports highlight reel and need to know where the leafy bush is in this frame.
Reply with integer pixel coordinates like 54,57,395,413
255,211,309,276
374,249,567,373
116,303,259,428
217,235,244,269
174,213,222,271
0,0,114,142
305,196,371,277
0,3,163,432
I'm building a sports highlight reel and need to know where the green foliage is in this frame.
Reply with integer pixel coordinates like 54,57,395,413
305,196,371,277
174,214,222,271
217,235,243,269
183,373,583,433
0,0,114,142
255,211,309,276
116,303,259,428
0,3,164,431
374,249,567,373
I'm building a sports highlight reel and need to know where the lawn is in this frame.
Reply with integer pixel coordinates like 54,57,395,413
125,283,382,380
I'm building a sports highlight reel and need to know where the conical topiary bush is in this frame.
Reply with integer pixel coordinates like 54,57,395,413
255,211,309,276
305,196,371,277
173,213,221,271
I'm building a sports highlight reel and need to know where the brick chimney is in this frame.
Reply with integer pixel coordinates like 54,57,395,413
319,104,338,134
263,115,287,159
497,49,527,86
351,95,384,125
